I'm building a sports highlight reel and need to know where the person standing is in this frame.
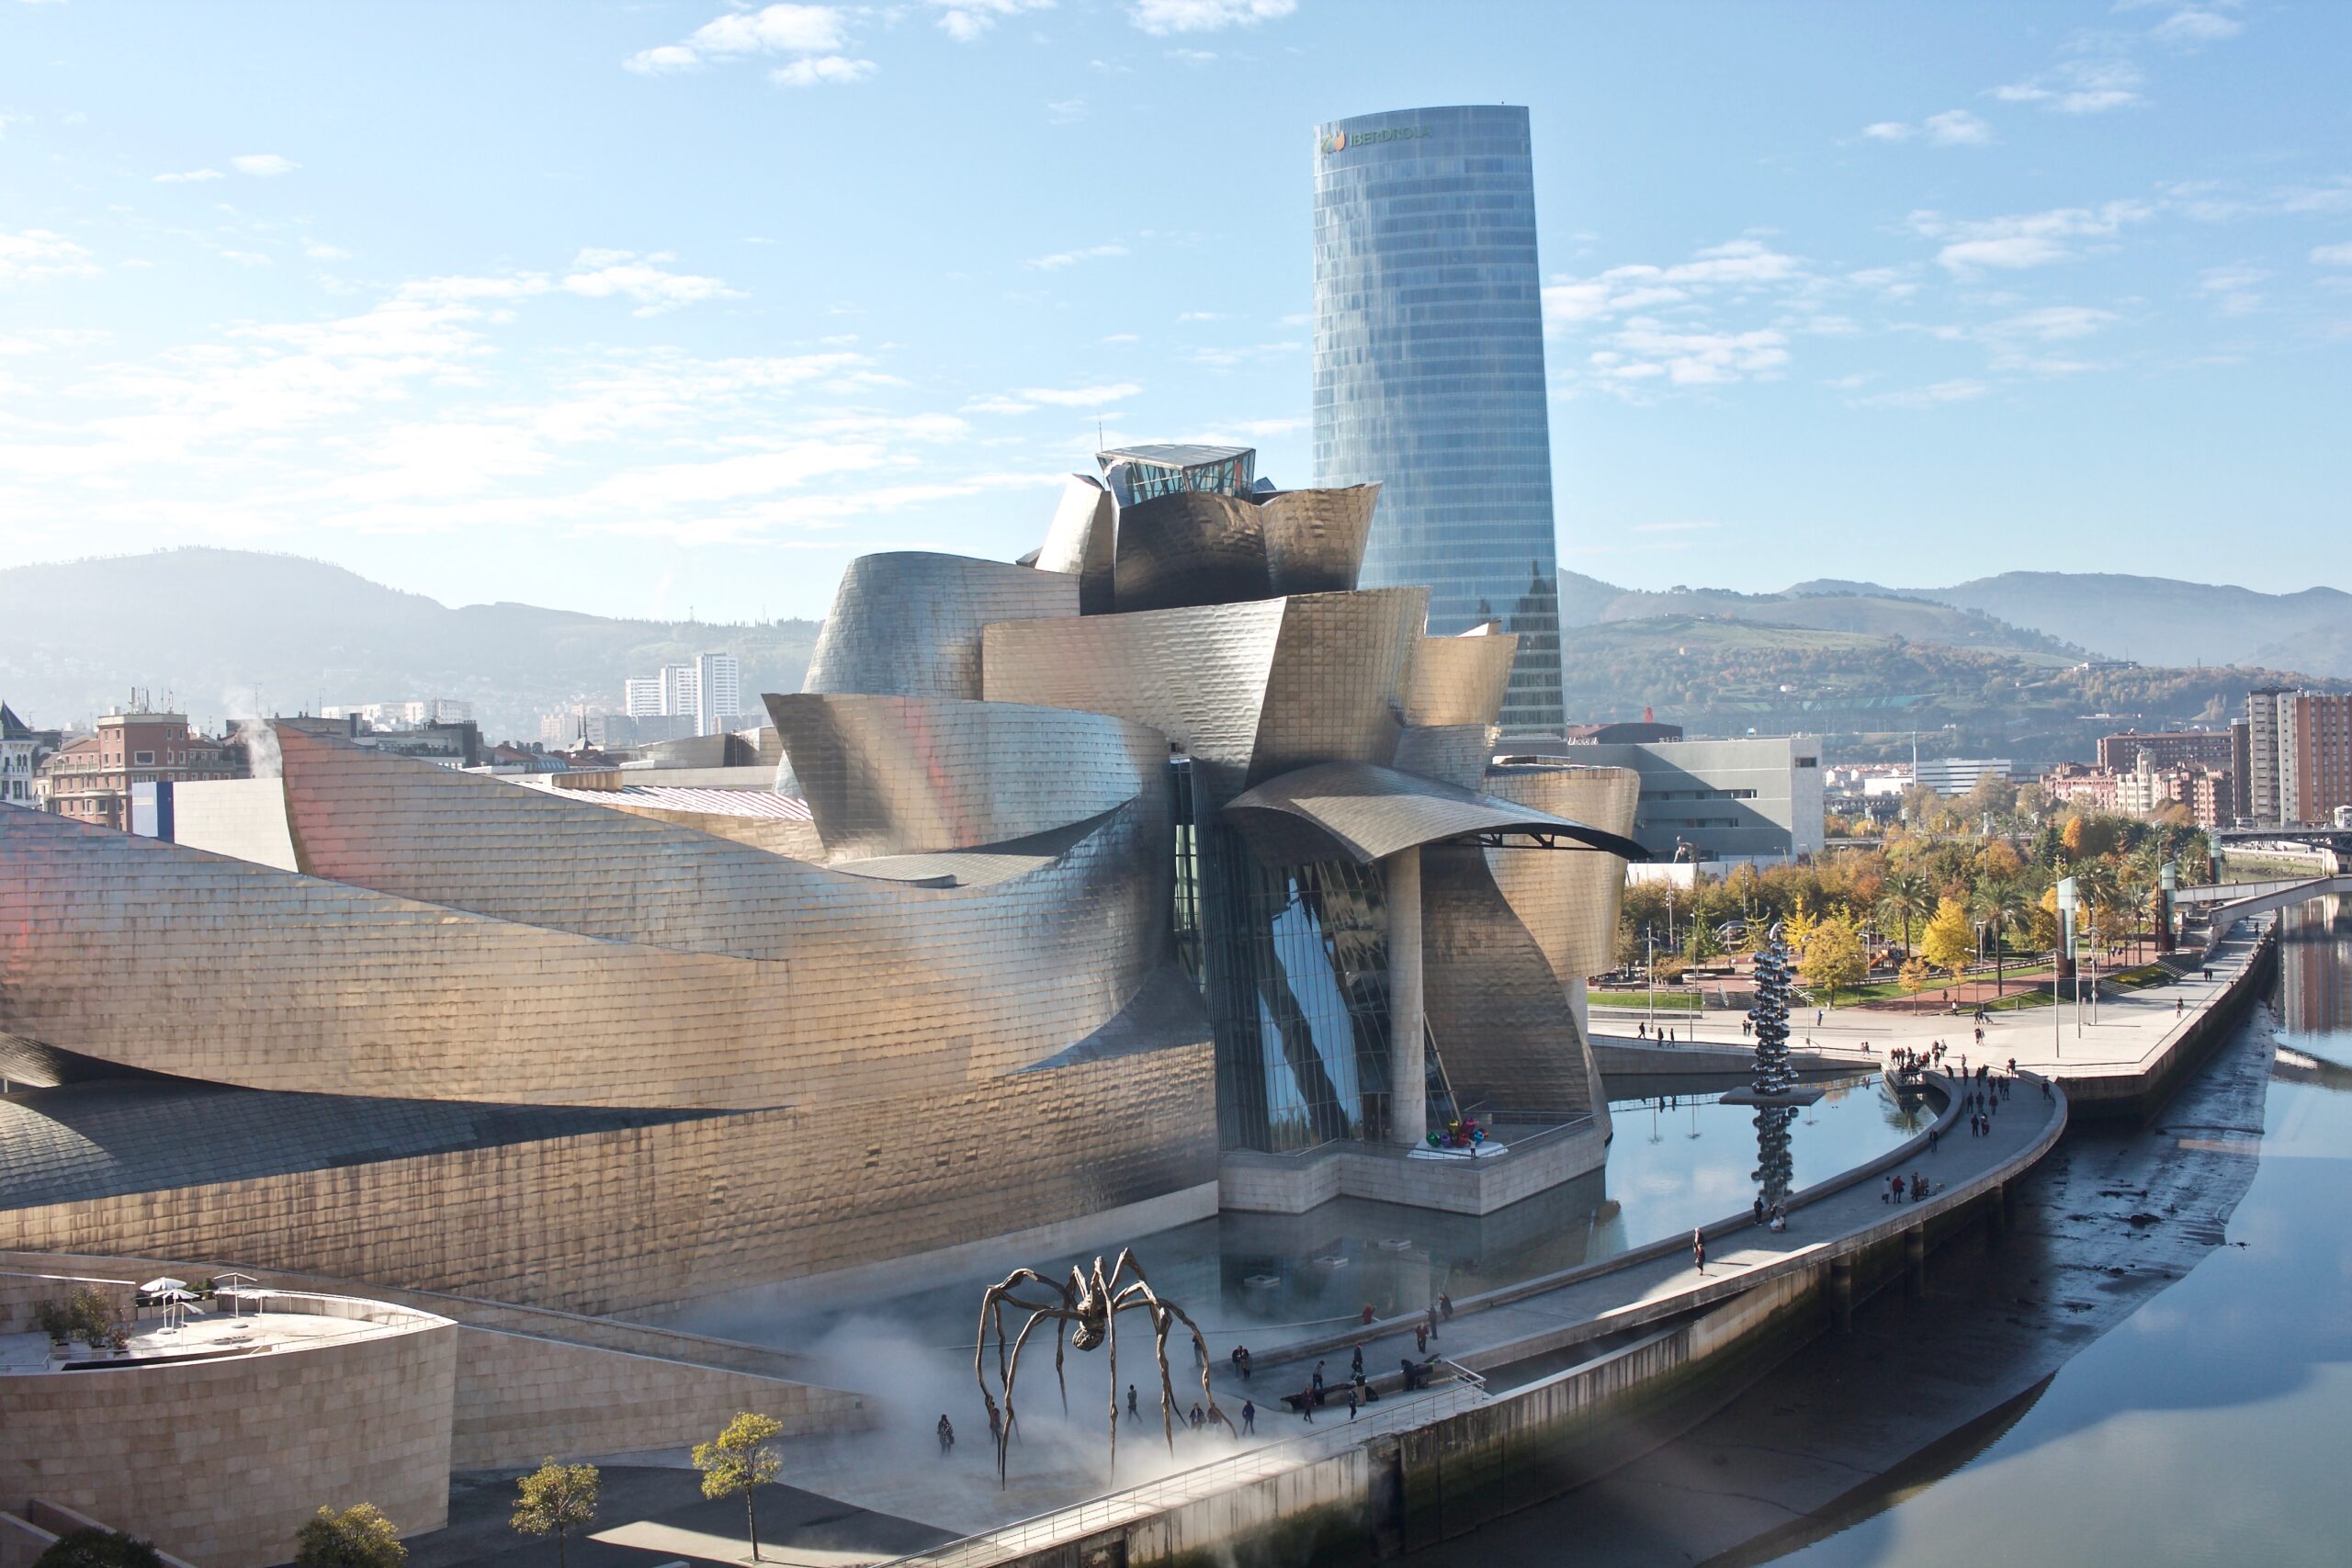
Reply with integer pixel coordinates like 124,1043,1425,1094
1311,1360,1326,1397
1126,1383,1139,1422
1346,1385,1360,1421
1425,1303,1440,1343
1302,1387,1317,1423
937,1414,955,1455
1692,1227,1706,1275
1414,1323,1428,1355
1241,1399,1256,1435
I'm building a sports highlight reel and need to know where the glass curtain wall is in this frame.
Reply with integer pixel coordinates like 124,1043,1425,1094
1312,103,1566,735
1173,764,1395,1152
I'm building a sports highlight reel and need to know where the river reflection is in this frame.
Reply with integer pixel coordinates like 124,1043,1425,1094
1761,897,2352,1567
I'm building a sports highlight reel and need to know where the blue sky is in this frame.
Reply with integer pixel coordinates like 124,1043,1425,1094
2,0,2346,622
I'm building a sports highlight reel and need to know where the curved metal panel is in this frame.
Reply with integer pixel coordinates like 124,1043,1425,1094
1392,724,1497,790
1222,759,1648,866
1482,763,1643,992
1421,843,1608,1129
804,551,1079,700
1258,483,1377,597
763,693,1165,860
1249,587,1426,784
1035,474,1117,615
1110,491,1271,614
982,596,1289,807
1405,631,1518,728
0,798,1180,1108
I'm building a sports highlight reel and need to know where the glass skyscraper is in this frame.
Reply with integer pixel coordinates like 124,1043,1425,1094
1312,104,1565,735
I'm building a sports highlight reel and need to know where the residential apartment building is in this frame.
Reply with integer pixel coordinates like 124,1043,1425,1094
2095,728,2233,773
0,702,49,808
2244,688,2352,826
1913,757,2016,796
40,709,242,829
2041,762,2120,814
695,651,743,737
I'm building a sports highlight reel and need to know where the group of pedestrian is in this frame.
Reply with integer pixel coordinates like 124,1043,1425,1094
1885,1170,1937,1203
1227,1343,1254,1381
1636,1021,1682,1043
1749,1193,1789,1231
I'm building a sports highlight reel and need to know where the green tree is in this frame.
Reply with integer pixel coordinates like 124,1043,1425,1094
1798,917,1867,1007
1973,881,2030,999
1897,955,1936,997
1881,871,1936,962
694,1412,784,1563
34,1531,164,1568
294,1506,406,1568
1920,896,1975,981
512,1460,600,1568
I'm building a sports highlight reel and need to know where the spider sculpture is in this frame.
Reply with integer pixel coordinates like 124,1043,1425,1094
974,1248,1229,1484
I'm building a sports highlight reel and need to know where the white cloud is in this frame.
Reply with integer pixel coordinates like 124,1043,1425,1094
1170,48,1216,64
625,4,853,73
1025,243,1128,270
1600,323,1790,386
1911,201,2154,275
1924,109,1993,146
0,228,97,286
1046,97,1088,124
1861,121,1914,141
1018,382,1141,405
930,0,1053,41
1859,378,1991,409
1128,0,1294,35
232,153,299,176
771,54,875,86
2312,243,2352,266
2151,7,2242,47
1182,341,1300,367
397,250,741,316
303,242,353,261
153,168,224,184
2198,264,2266,315
1993,57,2145,115
1543,240,1804,331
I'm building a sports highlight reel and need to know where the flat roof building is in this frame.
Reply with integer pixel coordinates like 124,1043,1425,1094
1531,736,1824,865
1313,104,1565,736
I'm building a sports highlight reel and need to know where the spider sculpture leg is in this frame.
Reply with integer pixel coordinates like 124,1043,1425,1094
1104,1280,1120,1483
999,1303,1072,1486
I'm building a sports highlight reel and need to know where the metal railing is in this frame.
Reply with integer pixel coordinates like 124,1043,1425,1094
882,1379,1493,1568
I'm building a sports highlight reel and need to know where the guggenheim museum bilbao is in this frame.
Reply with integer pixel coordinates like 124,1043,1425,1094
0,446,1643,1316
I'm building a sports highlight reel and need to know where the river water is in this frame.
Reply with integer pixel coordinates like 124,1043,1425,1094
1416,898,2352,1566
1758,899,2352,1566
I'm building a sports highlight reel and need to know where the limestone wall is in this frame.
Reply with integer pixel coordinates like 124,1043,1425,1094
452,1328,872,1468
0,1305,455,1568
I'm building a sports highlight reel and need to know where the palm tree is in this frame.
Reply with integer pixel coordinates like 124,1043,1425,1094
2075,860,2121,959
1883,871,1936,964
1973,881,2030,1000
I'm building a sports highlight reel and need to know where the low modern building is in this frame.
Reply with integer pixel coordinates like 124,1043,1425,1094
1911,756,2016,796
0,443,1642,1317
1539,736,1822,865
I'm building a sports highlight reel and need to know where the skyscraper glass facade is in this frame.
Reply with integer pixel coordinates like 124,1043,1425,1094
1312,104,1565,735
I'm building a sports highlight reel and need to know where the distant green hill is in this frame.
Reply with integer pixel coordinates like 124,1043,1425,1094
1557,574,2080,658
1558,613,2336,763
0,548,820,742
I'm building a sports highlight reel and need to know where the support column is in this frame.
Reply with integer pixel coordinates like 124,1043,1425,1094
1387,845,1426,1150
1904,1228,1928,1297
1829,1258,1855,1335
1986,1182,2008,1243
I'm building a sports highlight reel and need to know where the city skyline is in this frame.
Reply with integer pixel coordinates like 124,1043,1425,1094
2,1,2347,626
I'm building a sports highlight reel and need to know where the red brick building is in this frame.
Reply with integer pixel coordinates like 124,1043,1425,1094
40,710,242,829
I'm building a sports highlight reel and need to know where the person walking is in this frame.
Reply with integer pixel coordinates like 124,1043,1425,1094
1126,1383,1139,1423
1692,1226,1707,1276
937,1414,955,1455
1241,1398,1256,1435
1346,1385,1360,1421
1190,1403,1204,1431
1351,1343,1364,1380
1311,1360,1326,1396
1439,1292,1453,1322
1302,1386,1317,1422
1414,1323,1428,1355
1425,1303,1441,1343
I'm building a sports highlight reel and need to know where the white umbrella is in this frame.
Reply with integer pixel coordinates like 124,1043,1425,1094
154,1288,203,1332
140,1277,187,1294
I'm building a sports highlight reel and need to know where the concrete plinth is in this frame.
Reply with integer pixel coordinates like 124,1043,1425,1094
1720,1085,1827,1107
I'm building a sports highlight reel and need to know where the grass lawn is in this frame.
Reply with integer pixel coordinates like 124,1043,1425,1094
1589,989,1702,1011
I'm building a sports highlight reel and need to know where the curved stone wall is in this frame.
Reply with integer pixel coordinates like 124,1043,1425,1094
0,1292,454,1568
1404,632,1518,728
804,551,1078,700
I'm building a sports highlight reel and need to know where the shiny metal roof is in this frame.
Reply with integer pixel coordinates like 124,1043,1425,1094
1096,443,1252,471
1223,761,1650,864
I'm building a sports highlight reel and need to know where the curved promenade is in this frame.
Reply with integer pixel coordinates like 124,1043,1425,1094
875,1065,2064,1566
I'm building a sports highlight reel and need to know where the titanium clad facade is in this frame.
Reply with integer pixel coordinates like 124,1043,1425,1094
1314,104,1565,736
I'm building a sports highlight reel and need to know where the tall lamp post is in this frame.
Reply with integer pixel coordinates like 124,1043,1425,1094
2054,875,2076,1057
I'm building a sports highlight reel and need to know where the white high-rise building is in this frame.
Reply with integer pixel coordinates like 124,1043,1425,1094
659,662,699,720
695,652,742,736
623,677,664,717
